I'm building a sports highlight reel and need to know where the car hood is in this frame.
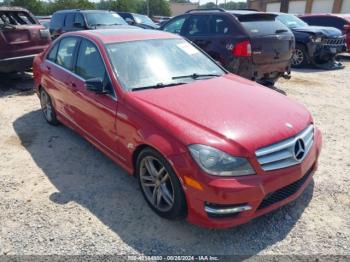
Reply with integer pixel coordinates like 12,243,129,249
129,75,312,155
292,26,342,37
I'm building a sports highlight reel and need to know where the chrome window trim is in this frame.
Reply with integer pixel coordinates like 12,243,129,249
44,35,117,100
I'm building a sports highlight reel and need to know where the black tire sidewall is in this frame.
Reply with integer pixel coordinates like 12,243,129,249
136,148,187,220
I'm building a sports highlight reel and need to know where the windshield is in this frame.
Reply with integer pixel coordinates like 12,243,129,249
133,14,156,26
277,14,308,29
86,12,127,26
106,38,225,91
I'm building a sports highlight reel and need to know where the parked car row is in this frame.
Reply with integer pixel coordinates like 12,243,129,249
1,6,347,80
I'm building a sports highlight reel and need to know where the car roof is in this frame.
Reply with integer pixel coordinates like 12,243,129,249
300,13,350,19
66,28,180,44
54,9,116,14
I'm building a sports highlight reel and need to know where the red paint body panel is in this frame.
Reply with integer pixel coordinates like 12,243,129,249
33,30,322,228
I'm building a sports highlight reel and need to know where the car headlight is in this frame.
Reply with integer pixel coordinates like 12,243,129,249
311,36,322,43
188,144,255,176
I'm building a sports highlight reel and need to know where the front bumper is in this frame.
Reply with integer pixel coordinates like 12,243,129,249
307,41,346,63
169,128,322,229
0,54,37,73
228,57,291,82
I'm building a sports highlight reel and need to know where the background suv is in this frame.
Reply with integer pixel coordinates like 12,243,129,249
300,14,350,53
0,6,51,73
160,8,294,86
49,9,128,39
276,13,346,69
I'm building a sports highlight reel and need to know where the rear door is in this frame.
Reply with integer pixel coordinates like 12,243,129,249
182,14,212,51
0,10,50,59
238,14,294,65
41,37,79,118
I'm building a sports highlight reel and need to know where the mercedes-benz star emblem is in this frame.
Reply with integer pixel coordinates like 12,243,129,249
294,138,306,161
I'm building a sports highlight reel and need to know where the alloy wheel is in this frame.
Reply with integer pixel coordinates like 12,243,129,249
140,156,175,212
292,48,304,66
40,90,53,122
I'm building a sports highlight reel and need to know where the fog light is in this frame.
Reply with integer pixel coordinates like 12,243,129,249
205,202,252,218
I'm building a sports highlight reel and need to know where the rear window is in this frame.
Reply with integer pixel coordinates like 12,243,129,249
239,15,288,37
0,11,36,25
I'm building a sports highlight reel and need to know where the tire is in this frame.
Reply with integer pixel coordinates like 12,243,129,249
258,77,278,87
40,88,59,125
292,44,309,68
136,147,187,220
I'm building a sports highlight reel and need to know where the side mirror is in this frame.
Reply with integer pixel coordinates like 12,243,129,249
85,78,105,93
125,18,135,25
74,22,85,29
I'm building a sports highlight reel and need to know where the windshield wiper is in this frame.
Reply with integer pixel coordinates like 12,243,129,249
131,82,186,91
172,73,221,80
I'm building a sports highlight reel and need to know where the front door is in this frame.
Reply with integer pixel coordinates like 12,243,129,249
68,39,118,155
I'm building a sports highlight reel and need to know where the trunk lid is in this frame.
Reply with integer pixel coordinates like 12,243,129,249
239,14,294,65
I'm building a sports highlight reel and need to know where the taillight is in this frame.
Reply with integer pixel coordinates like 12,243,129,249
233,40,252,57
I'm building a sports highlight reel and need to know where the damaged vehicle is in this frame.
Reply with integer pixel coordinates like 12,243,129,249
276,13,346,69
0,7,51,73
160,9,295,87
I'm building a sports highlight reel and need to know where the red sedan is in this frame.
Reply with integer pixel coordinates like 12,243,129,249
33,29,322,228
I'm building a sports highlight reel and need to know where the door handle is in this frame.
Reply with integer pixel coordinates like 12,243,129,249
46,65,51,72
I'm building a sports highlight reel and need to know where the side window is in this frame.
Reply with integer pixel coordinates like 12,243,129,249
74,13,85,26
163,16,187,34
56,37,79,70
211,15,232,35
75,40,106,80
47,42,59,62
183,15,210,36
65,13,75,27
50,13,65,30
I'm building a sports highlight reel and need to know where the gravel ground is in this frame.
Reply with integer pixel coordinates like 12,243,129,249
0,61,349,257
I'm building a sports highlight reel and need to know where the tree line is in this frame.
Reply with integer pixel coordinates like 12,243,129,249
0,0,247,16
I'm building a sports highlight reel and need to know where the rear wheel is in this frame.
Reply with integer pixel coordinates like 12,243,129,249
292,44,309,68
136,148,187,219
258,77,279,87
40,88,59,125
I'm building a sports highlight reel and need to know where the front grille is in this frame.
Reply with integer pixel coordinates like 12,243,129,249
255,124,314,171
257,167,313,210
321,37,346,46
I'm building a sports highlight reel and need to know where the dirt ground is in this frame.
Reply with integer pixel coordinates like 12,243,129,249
0,61,349,257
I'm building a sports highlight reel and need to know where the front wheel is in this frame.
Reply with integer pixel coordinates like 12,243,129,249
292,44,309,68
40,88,59,125
136,148,187,220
